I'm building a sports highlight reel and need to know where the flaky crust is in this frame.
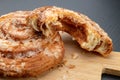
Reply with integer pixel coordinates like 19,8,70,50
31,6,112,56
0,11,64,77
0,6,113,77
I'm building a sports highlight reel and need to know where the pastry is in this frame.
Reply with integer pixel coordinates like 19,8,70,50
31,6,112,56
0,6,113,77
0,11,64,77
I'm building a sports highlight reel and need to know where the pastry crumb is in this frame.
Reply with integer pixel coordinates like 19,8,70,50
71,52,79,59
63,59,67,65
67,64,75,69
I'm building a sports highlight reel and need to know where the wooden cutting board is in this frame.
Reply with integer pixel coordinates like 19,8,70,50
1,33,120,80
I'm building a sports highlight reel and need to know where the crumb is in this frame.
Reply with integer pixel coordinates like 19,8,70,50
71,52,79,59
66,64,75,69
57,64,63,67
57,61,65,68
57,59,67,67
62,59,67,65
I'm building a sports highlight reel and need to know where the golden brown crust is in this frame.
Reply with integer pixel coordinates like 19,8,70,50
32,6,112,56
0,6,113,77
0,11,64,77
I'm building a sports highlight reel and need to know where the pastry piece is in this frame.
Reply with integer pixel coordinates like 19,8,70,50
31,6,112,56
0,6,113,77
0,11,64,77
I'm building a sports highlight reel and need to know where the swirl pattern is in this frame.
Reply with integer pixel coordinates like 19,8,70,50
0,11,64,77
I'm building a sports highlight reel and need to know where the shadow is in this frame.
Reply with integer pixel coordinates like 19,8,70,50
102,68,120,80
102,74,120,80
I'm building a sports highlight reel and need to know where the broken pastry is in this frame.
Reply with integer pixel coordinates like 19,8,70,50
0,6,112,77
31,6,112,56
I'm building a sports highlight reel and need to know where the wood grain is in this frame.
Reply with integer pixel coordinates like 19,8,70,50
1,33,120,80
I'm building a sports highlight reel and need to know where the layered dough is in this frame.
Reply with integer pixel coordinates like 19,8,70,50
0,6,112,77
31,6,112,56
0,11,64,77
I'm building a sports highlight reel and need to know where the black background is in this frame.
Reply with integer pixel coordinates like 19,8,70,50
0,0,120,80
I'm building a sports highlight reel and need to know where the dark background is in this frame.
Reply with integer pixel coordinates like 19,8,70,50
0,0,120,80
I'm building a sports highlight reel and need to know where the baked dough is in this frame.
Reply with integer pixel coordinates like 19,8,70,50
0,11,64,77
0,6,112,77
31,6,112,56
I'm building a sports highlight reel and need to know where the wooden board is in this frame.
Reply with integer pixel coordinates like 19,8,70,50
1,33,120,80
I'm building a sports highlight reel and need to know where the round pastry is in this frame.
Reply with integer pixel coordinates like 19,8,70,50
31,6,112,56
0,11,64,77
